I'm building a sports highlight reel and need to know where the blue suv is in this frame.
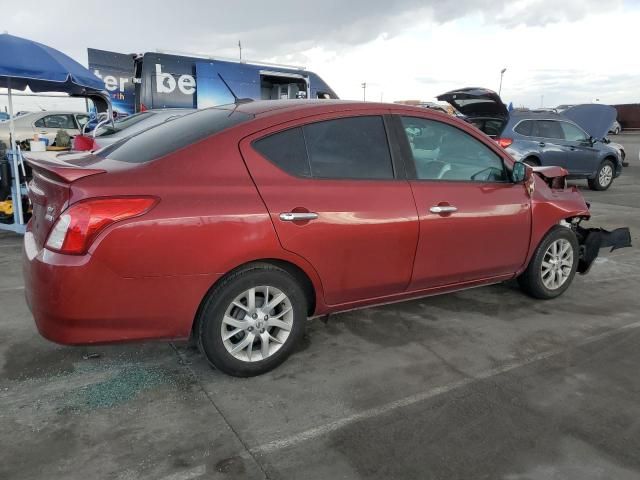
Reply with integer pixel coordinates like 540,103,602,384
438,88,624,190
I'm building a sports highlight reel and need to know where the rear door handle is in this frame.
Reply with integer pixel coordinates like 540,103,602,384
279,212,319,221
430,205,458,214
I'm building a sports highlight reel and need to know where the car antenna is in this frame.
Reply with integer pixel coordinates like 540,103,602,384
216,73,253,107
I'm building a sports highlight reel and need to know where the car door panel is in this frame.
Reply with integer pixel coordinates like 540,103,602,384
391,113,531,290
239,112,419,306
409,182,531,288
533,120,568,168
559,121,600,176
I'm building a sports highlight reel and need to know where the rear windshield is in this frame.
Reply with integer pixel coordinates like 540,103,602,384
97,107,253,163
94,112,156,136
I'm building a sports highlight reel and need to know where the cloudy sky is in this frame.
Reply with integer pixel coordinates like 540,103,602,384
1,0,639,112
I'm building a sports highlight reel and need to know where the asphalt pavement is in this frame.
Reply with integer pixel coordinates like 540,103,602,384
1,133,639,480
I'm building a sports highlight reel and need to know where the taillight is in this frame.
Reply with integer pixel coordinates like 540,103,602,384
496,137,513,148
45,197,157,255
140,103,148,112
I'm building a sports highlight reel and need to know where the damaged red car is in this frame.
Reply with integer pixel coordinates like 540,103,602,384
23,101,631,376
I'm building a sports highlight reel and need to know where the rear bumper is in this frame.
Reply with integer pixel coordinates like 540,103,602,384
23,231,217,345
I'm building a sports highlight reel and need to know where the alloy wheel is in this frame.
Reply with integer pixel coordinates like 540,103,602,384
220,286,293,362
599,164,613,188
540,238,573,290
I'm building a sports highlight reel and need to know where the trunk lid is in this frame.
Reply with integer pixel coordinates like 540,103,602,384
436,87,509,119
24,152,106,248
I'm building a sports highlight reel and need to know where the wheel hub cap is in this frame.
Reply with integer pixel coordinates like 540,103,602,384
220,286,293,363
540,238,574,290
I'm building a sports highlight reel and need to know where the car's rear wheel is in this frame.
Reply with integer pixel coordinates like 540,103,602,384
614,126,620,135
588,159,614,191
197,264,307,377
518,226,579,299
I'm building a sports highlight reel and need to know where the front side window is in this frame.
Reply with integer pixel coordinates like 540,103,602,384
560,122,589,142
535,120,564,139
253,116,394,180
400,116,507,182
75,115,89,128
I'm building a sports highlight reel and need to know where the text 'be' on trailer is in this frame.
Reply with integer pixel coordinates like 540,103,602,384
88,48,339,116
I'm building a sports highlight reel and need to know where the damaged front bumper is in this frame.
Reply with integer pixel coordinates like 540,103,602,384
574,225,632,274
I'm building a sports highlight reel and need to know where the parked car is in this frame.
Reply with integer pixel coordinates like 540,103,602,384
0,111,90,147
609,120,622,135
23,100,630,376
437,88,623,190
89,109,193,149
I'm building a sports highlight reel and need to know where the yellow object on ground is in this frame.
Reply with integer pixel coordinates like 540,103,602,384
0,200,13,215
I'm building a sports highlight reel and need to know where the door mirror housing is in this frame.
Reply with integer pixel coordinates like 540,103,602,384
512,161,529,183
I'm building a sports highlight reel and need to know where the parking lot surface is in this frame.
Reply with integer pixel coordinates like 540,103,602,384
1,133,639,480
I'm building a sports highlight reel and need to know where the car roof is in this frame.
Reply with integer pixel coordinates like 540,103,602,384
231,99,431,118
16,110,88,119
509,111,568,121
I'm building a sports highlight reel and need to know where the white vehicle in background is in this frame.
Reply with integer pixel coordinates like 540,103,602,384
0,111,89,147
609,120,622,135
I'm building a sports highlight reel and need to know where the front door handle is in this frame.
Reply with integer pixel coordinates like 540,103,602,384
538,142,546,147
279,212,319,221
430,205,458,214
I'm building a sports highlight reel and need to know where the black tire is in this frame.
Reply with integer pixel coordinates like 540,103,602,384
588,159,615,191
197,263,307,377
614,127,620,135
518,226,579,300
523,157,540,167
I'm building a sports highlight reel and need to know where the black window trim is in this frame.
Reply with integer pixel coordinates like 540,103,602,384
391,114,512,184
251,113,402,182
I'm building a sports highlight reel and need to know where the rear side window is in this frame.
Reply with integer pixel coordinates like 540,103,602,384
535,120,564,139
514,120,534,136
98,108,252,163
304,116,393,179
253,128,310,177
253,116,394,180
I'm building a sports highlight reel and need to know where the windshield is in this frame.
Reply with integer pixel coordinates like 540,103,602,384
94,112,156,137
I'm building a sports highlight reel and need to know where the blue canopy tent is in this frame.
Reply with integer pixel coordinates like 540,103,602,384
0,33,110,233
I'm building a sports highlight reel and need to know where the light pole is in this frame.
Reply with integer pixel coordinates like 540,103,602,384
361,82,367,101
498,68,507,96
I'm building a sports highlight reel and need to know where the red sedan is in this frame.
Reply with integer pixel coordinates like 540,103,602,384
23,101,630,376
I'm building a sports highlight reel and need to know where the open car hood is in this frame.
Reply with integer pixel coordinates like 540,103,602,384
561,104,617,140
436,87,508,119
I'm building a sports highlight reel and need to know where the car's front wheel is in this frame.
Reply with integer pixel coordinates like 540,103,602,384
197,264,307,377
588,160,615,191
518,226,579,299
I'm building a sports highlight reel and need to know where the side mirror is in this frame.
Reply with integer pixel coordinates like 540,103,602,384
512,161,529,183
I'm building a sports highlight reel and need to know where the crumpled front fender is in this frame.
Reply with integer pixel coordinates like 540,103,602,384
575,226,632,274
